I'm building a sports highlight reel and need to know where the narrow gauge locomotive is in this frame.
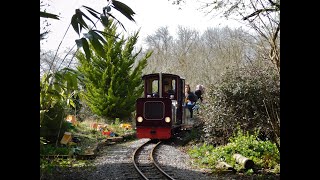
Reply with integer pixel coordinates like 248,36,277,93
135,73,188,139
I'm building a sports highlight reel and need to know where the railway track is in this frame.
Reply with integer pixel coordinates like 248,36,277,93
132,139,176,180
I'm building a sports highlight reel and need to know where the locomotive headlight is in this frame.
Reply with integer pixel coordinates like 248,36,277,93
137,116,143,122
165,117,171,123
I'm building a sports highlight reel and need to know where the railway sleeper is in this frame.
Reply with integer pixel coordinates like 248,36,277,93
140,167,156,171
144,175,164,178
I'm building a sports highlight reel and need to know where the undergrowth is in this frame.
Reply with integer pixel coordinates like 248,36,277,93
188,128,280,174
40,117,136,176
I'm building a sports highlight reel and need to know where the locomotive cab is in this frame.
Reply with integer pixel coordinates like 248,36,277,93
145,75,177,99
135,73,187,139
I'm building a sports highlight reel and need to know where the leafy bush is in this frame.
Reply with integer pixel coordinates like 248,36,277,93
199,66,279,146
188,128,279,172
40,103,70,144
65,93,82,119
40,144,71,156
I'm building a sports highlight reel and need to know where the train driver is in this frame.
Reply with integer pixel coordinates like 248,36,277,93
163,79,175,97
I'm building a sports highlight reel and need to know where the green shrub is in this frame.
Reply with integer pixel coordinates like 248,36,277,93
188,128,279,172
40,144,71,155
40,103,69,144
199,66,279,145
76,20,152,120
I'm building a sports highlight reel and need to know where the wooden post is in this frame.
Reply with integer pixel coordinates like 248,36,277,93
232,153,254,169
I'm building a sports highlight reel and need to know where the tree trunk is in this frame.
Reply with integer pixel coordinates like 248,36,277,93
232,154,254,169
269,41,280,73
216,161,236,172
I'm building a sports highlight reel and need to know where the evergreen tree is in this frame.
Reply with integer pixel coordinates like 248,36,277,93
76,20,152,119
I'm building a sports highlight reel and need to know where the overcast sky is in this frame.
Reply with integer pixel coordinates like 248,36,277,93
41,0,246,52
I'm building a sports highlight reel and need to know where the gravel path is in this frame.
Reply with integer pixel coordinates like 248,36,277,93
41,137,280,180
155,143,213,180
41,138,214,180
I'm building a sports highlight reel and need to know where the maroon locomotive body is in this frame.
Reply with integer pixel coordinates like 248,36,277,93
135,73,188,140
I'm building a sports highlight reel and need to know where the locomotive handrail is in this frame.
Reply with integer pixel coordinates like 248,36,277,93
159,72,162,98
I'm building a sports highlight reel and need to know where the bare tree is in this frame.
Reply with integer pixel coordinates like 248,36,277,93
143,26,174,73
172,26,200,82
40,48,78,78
142,26,259,90
145,26,173,52
197,0,280,73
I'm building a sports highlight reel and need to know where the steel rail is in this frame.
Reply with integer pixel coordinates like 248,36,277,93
151,141,175,180
132,139,176,180
132,139,151,179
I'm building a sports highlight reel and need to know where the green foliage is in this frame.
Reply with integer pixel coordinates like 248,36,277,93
40,118,135,178
40,102,70,143
40,136,49,145
228,128,280,169
115,118,120,125
66,93,82,116
188,128,280,172
40,73,61,112
41,0,136,60
40,11,60,20
111,0,135,23
71,0,136,60
40,69,81,144
40,70,80,114
199,66,279,145
40,144,71,156
76,20,152,119
40,157,91,176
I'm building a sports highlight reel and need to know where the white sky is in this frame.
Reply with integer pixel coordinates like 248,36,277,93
41,0,246,52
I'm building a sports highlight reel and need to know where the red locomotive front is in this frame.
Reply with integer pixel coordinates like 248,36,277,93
135,98,172,139
135,73,186,140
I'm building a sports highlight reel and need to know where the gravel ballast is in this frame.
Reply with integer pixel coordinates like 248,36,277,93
41,137,280,180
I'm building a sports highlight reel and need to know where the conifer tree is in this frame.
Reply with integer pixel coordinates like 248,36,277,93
76,20,152,119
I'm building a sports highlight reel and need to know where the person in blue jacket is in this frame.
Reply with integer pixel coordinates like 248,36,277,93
184,84,198,118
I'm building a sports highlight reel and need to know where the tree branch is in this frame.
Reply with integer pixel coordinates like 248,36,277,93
267,0,280,9
243,8,278,20
272,22,280,43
